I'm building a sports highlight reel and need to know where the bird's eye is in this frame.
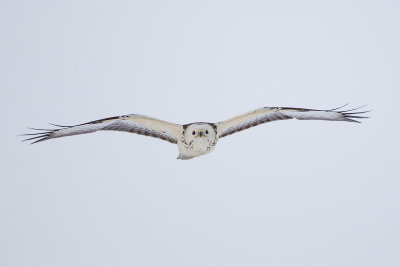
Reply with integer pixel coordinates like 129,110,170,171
205,130,209,134
192,131,196,135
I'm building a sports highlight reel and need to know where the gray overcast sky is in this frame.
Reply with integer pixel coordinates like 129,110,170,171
1,0,399,266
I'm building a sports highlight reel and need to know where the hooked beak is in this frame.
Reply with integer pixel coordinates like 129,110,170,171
198,130,203,137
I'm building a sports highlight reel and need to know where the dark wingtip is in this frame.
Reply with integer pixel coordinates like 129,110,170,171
335,104,371,123
30,138,49,144
345,115,370,119
345,118,362,123
21,126,54,144
344,110,372,115
340,104,368,113
329,103,350,111
48,123,71,128
21,134,48,142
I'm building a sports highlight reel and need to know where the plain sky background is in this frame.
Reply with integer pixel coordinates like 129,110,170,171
1,0,399,266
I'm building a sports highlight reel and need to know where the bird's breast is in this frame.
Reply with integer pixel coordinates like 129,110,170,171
178,137,217,158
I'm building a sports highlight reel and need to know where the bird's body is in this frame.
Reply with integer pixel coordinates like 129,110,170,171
23,105,369,159
177,123,218,159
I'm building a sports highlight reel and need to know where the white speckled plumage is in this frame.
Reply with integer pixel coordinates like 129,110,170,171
23,105,369,160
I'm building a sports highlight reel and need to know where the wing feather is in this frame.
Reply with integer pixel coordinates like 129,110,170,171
22,114,182,144
217,106,369,138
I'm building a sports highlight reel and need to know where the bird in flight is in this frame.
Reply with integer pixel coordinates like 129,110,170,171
22,105,369,160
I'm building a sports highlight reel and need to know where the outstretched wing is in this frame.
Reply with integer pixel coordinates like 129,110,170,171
22,114,183,144
217,105,369,138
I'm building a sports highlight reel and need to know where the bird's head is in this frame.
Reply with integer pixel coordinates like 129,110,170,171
184,123,216,142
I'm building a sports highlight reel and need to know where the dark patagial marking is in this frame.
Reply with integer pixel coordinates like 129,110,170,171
103,123,177,144
266,107,308,112
79,116,122,125
219,112,292,138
